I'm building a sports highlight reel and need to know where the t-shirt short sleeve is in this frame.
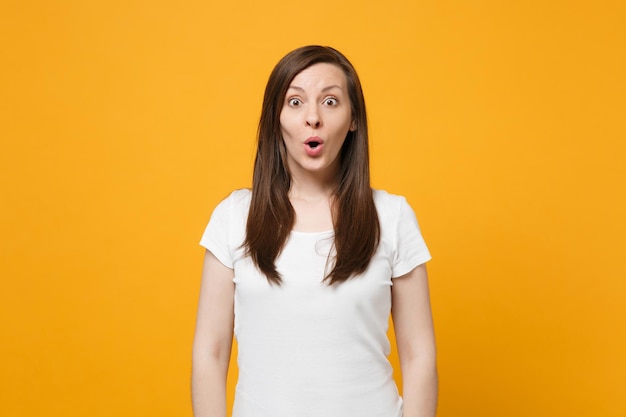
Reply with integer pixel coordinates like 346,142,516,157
391,197,432,278
200,195,234,269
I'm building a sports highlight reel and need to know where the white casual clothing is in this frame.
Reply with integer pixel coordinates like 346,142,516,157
200,188,431,417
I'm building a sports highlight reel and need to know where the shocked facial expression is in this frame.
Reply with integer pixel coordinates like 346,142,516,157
280,63,355,180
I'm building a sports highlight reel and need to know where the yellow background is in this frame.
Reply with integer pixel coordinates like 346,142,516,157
1,1,624,416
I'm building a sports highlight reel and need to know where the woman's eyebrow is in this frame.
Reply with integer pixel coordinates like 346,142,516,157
287,85,343,92
322,85,342,92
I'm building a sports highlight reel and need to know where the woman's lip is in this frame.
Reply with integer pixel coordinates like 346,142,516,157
304,136,324,145
304,142,324,156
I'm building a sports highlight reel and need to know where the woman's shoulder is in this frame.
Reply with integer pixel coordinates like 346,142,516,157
227,187,252,203
372,188,409,211
372,189,420,228
210,188,251,218
215,187,251,207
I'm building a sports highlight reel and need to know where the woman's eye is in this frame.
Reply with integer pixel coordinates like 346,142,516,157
288,98,302,107
324,98,338,106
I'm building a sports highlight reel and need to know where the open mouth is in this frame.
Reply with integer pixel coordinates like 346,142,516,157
304,137,324,154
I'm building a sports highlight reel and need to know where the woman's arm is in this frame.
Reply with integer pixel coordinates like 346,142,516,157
391,263,438,417
192,250,235,417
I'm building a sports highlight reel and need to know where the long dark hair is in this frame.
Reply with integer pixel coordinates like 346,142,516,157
244,45,380,285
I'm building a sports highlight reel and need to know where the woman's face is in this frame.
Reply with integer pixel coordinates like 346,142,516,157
279,63,354,181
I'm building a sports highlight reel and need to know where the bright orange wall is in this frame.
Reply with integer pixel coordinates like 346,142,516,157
1,1,624,416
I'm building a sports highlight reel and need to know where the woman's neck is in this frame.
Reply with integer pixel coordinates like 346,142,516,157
289,168,340,200
288,174,337,232
289,180,335,202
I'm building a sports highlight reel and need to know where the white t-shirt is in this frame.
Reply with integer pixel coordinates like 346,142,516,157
200,189,431,417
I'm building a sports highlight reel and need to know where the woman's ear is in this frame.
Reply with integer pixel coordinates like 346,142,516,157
350,121,357,131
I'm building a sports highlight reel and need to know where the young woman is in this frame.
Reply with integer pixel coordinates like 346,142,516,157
192,45,437,417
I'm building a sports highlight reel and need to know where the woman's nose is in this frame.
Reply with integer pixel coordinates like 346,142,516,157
306,107,321,128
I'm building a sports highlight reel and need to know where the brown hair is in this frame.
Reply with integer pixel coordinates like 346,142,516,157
244,45,380,285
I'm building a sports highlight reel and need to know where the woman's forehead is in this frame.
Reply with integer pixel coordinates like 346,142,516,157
287,63,347,91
